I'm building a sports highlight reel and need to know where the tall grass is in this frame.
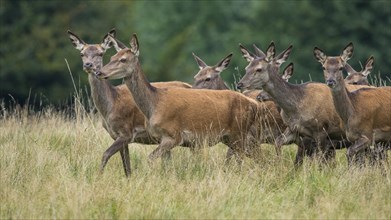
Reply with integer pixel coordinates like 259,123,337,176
1,100,390,219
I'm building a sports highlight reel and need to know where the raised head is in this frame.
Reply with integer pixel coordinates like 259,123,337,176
96,34,139,79
68,29,116,74
344,56,374,85
192,53,232,89
256,62,294,101
236,42,292,90
314,42,354,88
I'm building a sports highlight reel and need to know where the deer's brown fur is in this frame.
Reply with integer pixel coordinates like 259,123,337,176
68,30,191,177
96,34,259,162
314,43,391,164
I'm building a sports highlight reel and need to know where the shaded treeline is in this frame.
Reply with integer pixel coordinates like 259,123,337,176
0,0,390,108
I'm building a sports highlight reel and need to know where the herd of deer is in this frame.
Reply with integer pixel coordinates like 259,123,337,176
68,29,391,177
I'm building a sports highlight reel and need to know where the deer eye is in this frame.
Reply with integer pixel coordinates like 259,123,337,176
205,78,211,82
98,52,104,57
80,53,84,57
339,67,343,71
120,58,127,63
256,68,262,73
322,67,326,70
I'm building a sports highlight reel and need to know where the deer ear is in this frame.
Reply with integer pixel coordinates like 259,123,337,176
68,30,85,51
362,56,374,77
105,34,126,52
341,42,353,62
101,30,116,51
281,63,294,81
344,63,356,76
192,53,207,70
313,47,326,64
215,53,233,72
239,44,255,62
266,41,276,62
130,34,139,56
108,28,116,37
253,44,266,59
274,45,292,66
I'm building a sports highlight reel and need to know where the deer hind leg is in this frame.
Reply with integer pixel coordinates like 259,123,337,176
101,137,131,176
223,136,246,165
148,136,177,161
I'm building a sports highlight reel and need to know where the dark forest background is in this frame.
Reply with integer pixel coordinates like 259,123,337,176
1,0,390,109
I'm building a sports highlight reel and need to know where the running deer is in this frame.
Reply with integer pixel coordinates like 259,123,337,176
237,44,359,165
95,34,259,162
68,30,191,177
314,43,391,165
191,51,287,156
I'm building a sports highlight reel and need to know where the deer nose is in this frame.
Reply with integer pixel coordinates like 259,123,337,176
84,62,93,68
95,71,102,77
236,83,243,90
326,79,336,87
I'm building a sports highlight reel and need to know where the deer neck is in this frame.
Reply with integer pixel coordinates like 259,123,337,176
124,62,157,119
217,78,230,90
263,67,302,114
330,75,354,125
88,74,115,117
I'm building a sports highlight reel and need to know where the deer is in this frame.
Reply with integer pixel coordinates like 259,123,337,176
314,43,391,165
344,58,373,85
68,29,191,177
236,44,374,166
191,51,289,156
95,33,260,163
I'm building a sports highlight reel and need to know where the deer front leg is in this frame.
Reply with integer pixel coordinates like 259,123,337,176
275,127,297,156
119,145,131,177
148,136,177,161
101,137,131,176
294,137,313,167
347,135,370,167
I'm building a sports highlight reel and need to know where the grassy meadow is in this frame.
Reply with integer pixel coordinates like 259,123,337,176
1,104,390,219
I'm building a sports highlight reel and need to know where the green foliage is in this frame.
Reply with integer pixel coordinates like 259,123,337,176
1,0,390,107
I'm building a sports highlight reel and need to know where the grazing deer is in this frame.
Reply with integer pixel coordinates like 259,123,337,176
68,30,191,177
314,43,391,165
95,33,260,162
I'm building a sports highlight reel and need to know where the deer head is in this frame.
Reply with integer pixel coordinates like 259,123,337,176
68,29,116,74
96,34,139,79
192,53,232,89
256,62,294,101
236,42,292,90
314,42,354,88
344,56,374,85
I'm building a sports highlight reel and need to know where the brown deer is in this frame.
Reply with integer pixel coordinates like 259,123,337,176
95,33,260,162
191,51,288,156
192,53,232,90
314,43,391,165
68,30,191,177
236,44,368,165
344,58,373,85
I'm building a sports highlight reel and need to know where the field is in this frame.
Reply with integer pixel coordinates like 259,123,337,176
1,105,390,219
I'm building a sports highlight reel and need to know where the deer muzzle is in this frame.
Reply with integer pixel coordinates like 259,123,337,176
326,79,336,88
95,71,108,79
